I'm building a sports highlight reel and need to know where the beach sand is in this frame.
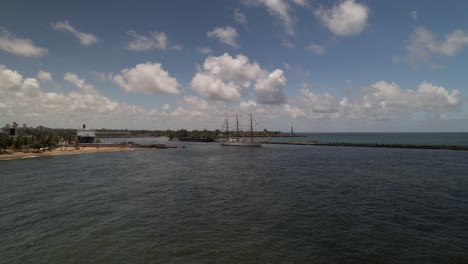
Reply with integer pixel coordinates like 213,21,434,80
0,147,140,161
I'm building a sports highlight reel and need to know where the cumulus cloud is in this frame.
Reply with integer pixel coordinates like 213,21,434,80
126,30,182,51
191,53,285,104
64,72,99,94
285,88,340,119
281,80,462,121
401,27,468,68
306,43,325,54
182,96,211,111
0,65,231,129
0,28,48,57
0,65,25,91
113,62,179,95
191,73,243,101
51,20,99,46
0,65,127,126
207,26,239,48
240,100,257,109
37,71,52,83
339,81,461,119
314,0,369,36
1,65,464,130
255,69,286,104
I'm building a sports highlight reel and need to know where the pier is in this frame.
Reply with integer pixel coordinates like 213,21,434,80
261,141,468,151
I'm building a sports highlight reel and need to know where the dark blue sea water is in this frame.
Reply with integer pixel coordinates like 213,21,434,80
1,141,468,263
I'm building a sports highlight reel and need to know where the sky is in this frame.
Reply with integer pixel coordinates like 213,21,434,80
1,0,468,132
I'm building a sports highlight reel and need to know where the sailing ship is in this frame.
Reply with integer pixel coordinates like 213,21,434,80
221,113,262,147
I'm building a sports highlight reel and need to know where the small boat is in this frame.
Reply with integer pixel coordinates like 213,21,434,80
221,113,262,147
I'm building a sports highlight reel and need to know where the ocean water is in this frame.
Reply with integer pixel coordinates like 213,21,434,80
1,142,468,263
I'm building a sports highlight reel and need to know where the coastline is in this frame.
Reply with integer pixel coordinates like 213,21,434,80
0,146,141,161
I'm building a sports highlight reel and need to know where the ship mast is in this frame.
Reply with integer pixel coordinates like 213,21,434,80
236,113,239,141
226,118,229,140
250,113,254,142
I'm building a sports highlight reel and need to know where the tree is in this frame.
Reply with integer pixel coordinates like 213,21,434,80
0,133,13,153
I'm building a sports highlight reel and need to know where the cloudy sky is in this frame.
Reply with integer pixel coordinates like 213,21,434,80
1,0,467,132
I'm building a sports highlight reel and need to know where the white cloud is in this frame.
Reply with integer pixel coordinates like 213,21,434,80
126,30,167,51
234,9,247,25
287,88,340,119
197,47,213,54
51,20,99,46
415,82,461,111
0,65,23,91
339,81,462,119
191,53,286,104
0,65,165,127
314,0,369,36
246,0,296,35
306,43,325,54
37,71,52,83
412,27,468,56
207,26,239,48
125,30,182,51
191,53,264,101
1,65,464,130
281,80,462,121
402,27,468,68
191,73,243,101
182,96,210,111
0,65,231,129
240,100,257,109
255,69,286,104
0,28,47,57
283,104,306,118
64,72,98,94
411,10,418,21
113,62,179,95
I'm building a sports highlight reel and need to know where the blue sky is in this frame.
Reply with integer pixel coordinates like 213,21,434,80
1,0,468,131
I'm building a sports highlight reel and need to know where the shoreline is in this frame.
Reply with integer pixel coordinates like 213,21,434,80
0,146,142,161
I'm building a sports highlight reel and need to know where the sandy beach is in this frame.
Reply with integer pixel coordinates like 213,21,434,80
0,146,140,161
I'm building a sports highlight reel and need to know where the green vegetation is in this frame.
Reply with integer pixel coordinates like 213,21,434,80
0,124,290,154
95,128,284,139
0,126,77,154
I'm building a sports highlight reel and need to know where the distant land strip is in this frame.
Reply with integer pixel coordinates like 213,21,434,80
262,141,468,151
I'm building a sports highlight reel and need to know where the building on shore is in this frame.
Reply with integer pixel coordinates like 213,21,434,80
76,124,96,143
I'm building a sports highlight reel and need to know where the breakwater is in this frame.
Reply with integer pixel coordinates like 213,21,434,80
262,141,468,151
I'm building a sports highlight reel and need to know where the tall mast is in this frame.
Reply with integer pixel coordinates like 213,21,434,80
250,113,254,142
236,113,239,142
226,118,229,140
